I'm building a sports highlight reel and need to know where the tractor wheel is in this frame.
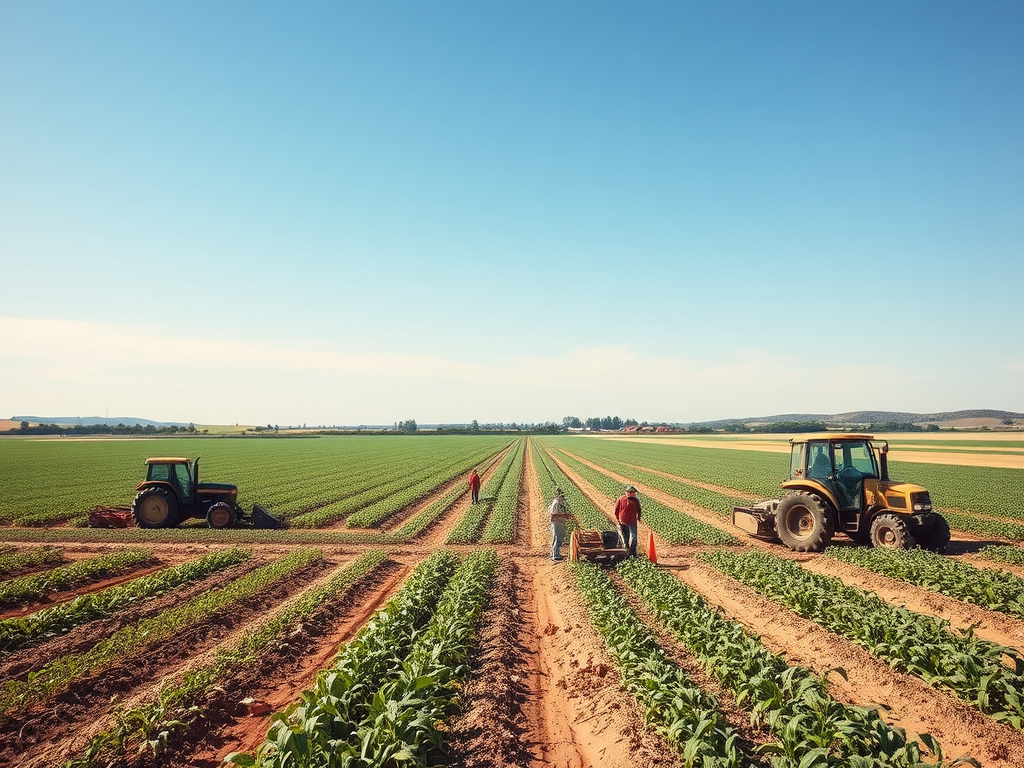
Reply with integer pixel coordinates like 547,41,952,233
870,514,916,550
207,502,236,529
917,514,951,554
775,492,834,552
132,487,179,528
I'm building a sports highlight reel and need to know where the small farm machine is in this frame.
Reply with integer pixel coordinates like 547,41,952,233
568,529,629,564
732,434,950,553
124,457,282,529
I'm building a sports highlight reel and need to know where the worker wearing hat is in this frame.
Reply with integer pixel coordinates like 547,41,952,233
614,485,642,558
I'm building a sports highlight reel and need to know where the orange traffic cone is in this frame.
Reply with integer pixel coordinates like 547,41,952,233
647,531,657,563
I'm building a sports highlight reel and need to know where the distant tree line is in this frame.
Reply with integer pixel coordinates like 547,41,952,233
8,421,199,435
562,416,641,431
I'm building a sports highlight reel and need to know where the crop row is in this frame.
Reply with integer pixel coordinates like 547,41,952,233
0,546,64,576
231,548,496,767
824,546,1024,620
545,446,738,545
481,438,525,543
445,439,525,544
70,549,388,767
702,550,1024,729
0,547,156,605
569,560,745,765
0,547,252,652
531,442,610,530
618,558,962,767
980,545,1024,567
0,547,324,720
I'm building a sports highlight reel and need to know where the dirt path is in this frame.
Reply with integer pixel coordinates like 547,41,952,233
524,440,545,553
448,554,679,767
673,559,1024,768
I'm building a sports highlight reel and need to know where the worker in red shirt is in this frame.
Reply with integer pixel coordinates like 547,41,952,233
614,485,642,557
469,469,481,505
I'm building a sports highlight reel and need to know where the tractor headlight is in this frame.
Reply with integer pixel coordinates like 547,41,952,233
913,503,932,512
911,492,932,512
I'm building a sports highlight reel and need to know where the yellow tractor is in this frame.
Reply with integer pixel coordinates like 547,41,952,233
732,434,950,553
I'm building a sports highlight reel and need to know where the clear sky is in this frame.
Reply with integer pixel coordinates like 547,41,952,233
2,1,1021,425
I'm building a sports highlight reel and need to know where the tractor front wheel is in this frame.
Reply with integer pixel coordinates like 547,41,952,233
870,514,916,550
207,502,236,529
776,492,834,552
132,487,179,528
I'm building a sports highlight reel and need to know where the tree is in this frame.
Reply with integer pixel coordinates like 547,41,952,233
397,419,418,433
563,416,583,429
471,419,480,432
19,421,28,432
585,417,602,430
611,416,623,430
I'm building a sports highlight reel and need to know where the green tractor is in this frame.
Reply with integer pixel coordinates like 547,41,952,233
732,434,951,553
130,457,281,529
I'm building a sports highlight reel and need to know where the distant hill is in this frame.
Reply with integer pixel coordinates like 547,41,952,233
10,416,189,428
693,409,1023,429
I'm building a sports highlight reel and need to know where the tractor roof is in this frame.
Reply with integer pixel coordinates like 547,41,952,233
145,457,191,464
789,433,874,444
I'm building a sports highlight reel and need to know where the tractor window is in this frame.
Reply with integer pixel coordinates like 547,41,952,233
147,463,170,482
173,464,192,498
807,443,832,479
837,441,878,477
790,443,806,478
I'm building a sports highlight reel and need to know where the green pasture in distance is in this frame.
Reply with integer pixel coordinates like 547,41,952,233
551,436,1024,522
0,435,509,527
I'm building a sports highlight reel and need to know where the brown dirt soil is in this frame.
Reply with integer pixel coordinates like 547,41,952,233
447,554,680,768
0,557,332,768
157,558,413,768
674,557,1024,768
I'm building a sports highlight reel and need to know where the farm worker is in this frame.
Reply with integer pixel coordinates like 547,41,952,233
615,485,642,558
469,469,481,505
549,488,571,561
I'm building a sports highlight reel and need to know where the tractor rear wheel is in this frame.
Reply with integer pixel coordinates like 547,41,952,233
206,502,236,529
132,487,179,528
870,514,916,549
917,514,951,553
776,492,834,552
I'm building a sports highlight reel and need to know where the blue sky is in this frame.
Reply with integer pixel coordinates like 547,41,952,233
2,2,1021,425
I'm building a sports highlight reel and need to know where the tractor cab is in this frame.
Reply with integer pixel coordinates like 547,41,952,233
144,457,196,505
788,436,882,514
